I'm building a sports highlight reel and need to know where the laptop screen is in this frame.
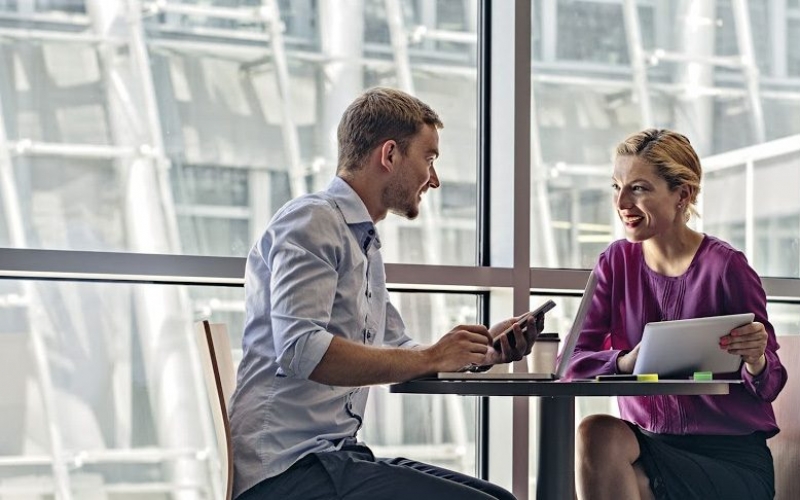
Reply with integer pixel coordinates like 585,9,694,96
553,270,598,379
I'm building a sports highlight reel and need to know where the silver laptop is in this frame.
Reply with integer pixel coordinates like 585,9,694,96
437,270,598,380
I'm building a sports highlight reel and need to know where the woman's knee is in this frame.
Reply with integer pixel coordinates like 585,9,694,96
576,415,639,463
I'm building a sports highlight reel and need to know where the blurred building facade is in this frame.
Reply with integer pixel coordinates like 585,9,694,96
0,1,799,498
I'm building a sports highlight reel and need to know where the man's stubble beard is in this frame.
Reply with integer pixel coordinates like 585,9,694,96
383,168,420,220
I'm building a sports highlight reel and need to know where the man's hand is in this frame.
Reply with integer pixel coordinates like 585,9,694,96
423,325,493,373
481,313,545,366
719,321,768,375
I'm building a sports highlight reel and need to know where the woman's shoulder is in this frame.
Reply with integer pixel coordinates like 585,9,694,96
601,238,640,259
690,234,758,282
699,234,747,262
596,239,642,270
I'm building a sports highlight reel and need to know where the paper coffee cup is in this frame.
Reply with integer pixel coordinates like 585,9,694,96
531,333,560,373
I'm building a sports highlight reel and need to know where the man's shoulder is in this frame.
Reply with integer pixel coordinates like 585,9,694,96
272,193,341,226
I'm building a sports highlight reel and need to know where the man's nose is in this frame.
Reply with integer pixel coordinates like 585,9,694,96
428,166,440,189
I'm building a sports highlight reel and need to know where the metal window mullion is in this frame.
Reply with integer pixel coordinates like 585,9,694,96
0,71,73,500
125,2,183,254
732,0,767,143
383,0,453,341
260,0,306,198
418,0,437,52
0,27,122,44
125,0,219,492
622,0,654,126
540,0,557,63
142,1,265,22
530,84,557,269
89,3,216,499
506,2,534,498
487,2,533,496
745,159,754,260
384,0,464,473
6,141,136,159
385,0,415,92
0,123,25,249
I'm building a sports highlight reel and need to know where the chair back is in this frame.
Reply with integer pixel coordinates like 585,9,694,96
769,335,800,500
195,320,236,500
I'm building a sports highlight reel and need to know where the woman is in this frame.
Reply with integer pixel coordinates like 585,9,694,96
566,129,788,500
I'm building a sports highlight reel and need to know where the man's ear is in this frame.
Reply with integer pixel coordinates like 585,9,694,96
379,140,398,172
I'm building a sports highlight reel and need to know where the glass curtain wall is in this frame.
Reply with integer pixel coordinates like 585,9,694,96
530,0,800,273
1,1,800,499
0,0,484,498
527,0,800,498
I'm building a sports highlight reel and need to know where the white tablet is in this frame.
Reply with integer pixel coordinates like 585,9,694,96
633,313,754,377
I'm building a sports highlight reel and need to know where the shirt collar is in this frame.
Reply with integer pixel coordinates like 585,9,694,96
327,177,381,251
327,176,374,226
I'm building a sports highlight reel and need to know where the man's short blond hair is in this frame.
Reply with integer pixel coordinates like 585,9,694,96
336,87,443,175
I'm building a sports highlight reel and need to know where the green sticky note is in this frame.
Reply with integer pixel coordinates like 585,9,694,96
693,371,713,381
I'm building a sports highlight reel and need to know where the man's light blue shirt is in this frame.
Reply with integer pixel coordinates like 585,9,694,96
229,177,417,498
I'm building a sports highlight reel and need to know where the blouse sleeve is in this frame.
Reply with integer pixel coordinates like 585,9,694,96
564,250,625,379
722,251,788,402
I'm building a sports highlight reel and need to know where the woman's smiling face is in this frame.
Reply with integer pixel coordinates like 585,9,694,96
612,155,686,242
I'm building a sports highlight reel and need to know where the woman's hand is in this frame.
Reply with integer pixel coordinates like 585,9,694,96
615,344,641,374
719,321,768,375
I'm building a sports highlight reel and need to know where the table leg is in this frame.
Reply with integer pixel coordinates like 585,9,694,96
536,396,575,500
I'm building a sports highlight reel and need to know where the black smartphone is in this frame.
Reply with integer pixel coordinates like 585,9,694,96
493,299,556,350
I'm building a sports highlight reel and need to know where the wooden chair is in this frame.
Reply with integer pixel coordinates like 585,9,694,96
769,335,800,500
195,320,236,500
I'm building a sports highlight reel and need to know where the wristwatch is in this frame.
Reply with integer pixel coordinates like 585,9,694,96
464,364,493,373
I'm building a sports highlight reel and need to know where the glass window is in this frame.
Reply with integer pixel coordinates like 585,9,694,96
527,2,800,494
0,281,483,495
768,302,800,336
530,0,800,274
0,0,478,264
789,18,800,76
363,292,480,474
0,280,218,497
2,2,799,498
525,294,618,496
555,0,629,65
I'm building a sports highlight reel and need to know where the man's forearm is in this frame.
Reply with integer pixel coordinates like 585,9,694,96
309,336,432,386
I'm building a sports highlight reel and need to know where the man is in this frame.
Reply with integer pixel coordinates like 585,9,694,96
229,87,538,500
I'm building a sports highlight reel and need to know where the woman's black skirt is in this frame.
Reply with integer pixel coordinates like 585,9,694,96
626,423,775,500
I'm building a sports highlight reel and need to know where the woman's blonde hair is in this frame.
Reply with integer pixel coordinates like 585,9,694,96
615,128,702,220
